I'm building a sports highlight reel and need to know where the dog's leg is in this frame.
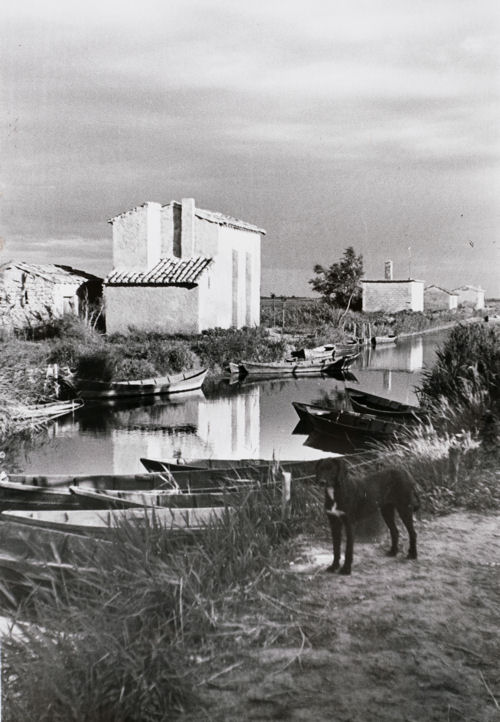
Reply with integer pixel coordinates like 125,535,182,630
326,515,342,572
380,504,399,556
339,517,353,575
397,505,418,559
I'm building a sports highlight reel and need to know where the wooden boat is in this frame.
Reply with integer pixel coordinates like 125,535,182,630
289,344,336,361
322,353,360,373
140,457,318,482
225,362,242,375
1,506,231,539
371,335,398,347
345,388,425,420
293,402,406,440
0,476,81,511
68,485,258,510
7,464,281,494
61,367,208,400
240,352,359,378
239,359,331,377
11,399,84,422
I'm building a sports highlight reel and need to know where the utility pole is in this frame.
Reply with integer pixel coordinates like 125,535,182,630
408,246,412,279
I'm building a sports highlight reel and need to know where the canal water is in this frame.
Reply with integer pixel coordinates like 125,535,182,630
17,329,450,475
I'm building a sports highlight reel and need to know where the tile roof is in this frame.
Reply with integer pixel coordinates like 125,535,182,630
0,261,97,285
193,206,266,235
425,285,458,295
105,257,213,286
108,201,266,235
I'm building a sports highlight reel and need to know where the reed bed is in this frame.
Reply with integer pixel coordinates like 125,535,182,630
1,480,322,722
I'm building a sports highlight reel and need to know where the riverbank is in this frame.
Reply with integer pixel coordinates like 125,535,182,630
187,510,500,722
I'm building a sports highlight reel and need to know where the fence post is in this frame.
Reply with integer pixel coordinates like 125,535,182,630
281,472,292,520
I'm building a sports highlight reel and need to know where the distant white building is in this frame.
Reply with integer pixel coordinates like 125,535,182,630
361,261,424,313
452,285,485,310
424,285,458,312
104,199,265,334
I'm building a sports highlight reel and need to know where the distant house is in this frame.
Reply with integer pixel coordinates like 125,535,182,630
0,261,102,333
424,285,458,312
361,261,424,313
452,285,485,310
104,199,265,334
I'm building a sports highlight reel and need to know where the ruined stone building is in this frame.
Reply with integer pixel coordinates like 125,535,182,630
0,261,102,334
104,198,265,334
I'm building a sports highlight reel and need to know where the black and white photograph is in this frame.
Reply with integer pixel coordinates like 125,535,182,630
1,1,499,720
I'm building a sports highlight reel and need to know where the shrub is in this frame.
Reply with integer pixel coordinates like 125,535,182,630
418,324,500,441
75,349,117,381
192,327,287,370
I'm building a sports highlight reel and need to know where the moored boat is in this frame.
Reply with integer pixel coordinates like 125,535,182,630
345,388,425,420
371,335,398,347
293,402,406,440
0,506,231,539
239,359,331,377
322,352,360,373
139,457,319,482
239,352,359,378
61,367,208,400
289,344,336,361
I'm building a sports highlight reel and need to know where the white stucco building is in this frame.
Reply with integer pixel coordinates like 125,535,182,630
104,199,265,334
424,285,458,312
452,285,485,310
361,260,424,313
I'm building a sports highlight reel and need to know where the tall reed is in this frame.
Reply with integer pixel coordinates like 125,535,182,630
2,480,322,721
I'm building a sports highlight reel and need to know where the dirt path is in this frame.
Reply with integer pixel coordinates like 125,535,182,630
196,512,500,721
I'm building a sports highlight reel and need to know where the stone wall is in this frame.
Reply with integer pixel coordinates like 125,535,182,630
0,267,81,332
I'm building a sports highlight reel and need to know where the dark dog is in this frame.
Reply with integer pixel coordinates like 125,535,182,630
316,457,419,575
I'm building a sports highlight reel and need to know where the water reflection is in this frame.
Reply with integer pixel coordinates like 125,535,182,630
16,330,450,474
358,336,423,372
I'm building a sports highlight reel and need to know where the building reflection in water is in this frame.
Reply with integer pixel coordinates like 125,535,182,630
359,336,423,373
107,386,259,472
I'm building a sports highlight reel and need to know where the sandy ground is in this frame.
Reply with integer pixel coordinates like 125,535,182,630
194,512,500,722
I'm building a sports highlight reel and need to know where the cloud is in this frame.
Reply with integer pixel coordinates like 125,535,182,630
1,0,499,294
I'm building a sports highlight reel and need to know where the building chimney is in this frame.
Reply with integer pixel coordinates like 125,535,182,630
181,198,195,257
384,260,393,280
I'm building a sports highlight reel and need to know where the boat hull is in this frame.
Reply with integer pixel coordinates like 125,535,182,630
65,368,207,400
0,507,231,538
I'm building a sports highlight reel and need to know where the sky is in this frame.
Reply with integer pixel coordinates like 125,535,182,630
1,0,499,297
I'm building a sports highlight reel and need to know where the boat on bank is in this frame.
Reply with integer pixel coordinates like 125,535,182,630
68,485,258,509
11,399,84,422
0,506,231,539
7,463,285,494
61,367,208,400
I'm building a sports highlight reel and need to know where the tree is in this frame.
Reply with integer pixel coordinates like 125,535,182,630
309,246,364,314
